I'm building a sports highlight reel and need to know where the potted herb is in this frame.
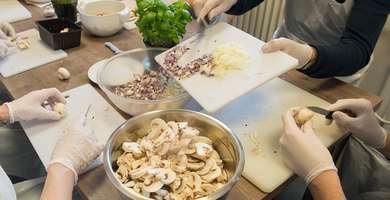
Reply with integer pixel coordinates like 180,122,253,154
135,0,192,48
51,0,78,22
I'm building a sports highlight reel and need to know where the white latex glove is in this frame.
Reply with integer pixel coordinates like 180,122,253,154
328,98,387,149
5,88,67,123
50,117,104,184
0,39,18,58
191,0,237,21
262,37,314,68
0,21,16,40
280,107,337,184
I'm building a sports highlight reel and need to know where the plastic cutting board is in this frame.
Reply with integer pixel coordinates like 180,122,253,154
20,84,126,169
0,0,32,23
155,22,298,113
206,78,344,193
0,29,67,77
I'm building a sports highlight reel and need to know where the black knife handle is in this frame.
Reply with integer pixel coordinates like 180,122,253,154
326,109,356,120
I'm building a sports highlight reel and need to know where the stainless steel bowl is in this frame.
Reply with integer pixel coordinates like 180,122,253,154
104,109,244,200
97,48,191,116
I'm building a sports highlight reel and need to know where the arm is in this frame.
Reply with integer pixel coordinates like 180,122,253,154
301,0,390,78
41,164,75,200
0,104,9,122
226,0,264,15
378,132,390,159
309,171,345,200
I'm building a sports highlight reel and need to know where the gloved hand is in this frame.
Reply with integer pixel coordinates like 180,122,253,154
190,0,237,21
280,107,337,183
328,98,387,149
0,21,16,40
50,117,104,184
0,39,18,58
5,88,67,123
262,37,315,68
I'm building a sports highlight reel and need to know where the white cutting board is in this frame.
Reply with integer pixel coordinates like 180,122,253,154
0,0,32,23
0,29,67,77
207,78,344,193
20,84,126,168
155,22,298,113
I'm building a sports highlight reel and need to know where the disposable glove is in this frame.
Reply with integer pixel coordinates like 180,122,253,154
280,107,337,184
262,37,315,68
190,0,237,21
0,39,18,58
328,98,387,149
5,88,67,123
0,21,16,40
50,117,104,184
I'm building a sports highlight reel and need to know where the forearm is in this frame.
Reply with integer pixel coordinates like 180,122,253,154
308,170,345,200
226,0,264,15
41,164,75,200
300,0,390,78
0,104,9,122
378,132,390,160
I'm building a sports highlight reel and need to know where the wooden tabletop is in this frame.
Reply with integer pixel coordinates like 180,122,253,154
4,2,382,200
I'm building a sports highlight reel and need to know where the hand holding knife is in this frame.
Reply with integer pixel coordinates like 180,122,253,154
307,106,356,120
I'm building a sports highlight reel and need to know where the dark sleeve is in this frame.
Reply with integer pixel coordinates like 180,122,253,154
300,0,390,78
226,0,265,15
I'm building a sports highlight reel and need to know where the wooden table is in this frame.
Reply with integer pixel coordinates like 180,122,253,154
3,2,382,200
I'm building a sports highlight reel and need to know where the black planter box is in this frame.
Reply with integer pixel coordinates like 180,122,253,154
36,18,81,50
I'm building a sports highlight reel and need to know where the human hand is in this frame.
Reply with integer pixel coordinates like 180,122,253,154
262,37,315,68
5,88,67,123
280,107,337,183
190,0,237,21
0,21,16,40
328,98,387,149
0,39,18,58
49,117,104,184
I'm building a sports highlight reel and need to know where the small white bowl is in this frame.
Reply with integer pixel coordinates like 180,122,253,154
78,0,130,37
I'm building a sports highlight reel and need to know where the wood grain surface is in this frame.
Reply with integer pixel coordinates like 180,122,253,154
2,2,382,200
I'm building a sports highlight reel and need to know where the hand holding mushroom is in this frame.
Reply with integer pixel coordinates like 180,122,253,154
5,88,67,123
280,107,337,183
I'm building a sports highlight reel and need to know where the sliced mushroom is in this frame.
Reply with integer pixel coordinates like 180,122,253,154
197,159,217,175
191,136,212,145
187,161,205,170
158,168,176,184
116,165,129,183
194,142,213,160
167,121,179,135
170,177,181,191
130,168,146,179
171,154,187,173
131,158,146,170
148,118,168,140
190,172,202,192
200,183,215,196
155,189,168,197
217,168,228,183
177,122,188,129
181,127,200,138
180,186,194,199
143,181,164,193
201,166,222,183
141,189,151,198
157,142,171,156
122,142,143,157
124,181,135,188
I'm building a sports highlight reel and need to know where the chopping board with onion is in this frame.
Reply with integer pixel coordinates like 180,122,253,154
203,77,344,193
20,84,126,169
0,29,68,77
155,22,298,113
0,0,32,23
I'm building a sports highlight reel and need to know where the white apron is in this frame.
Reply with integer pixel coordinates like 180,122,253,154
274,0,370,83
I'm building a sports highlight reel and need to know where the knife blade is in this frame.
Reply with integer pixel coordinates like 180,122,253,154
307,106,334,120
307,106,356,120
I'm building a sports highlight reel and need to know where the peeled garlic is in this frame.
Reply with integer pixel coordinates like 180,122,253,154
57,67,71,80
53,103,66,117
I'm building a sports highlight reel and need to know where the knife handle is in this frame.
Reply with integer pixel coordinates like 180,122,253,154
326,109,356,120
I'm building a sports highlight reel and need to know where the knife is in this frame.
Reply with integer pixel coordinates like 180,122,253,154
307,106,356,120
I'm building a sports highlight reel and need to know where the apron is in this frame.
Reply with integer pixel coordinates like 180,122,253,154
0,124,45,180
274,0,370,84
335,137,390,200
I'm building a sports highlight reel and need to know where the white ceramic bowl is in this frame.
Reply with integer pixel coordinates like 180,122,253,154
78,0,130,37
